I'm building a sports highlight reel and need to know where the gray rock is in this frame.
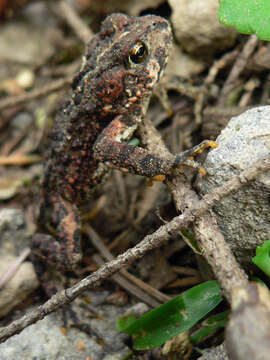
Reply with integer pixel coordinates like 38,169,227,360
0,291,130,360
168,0,237,56
0,208,31,256
0,209,130,359
0,15,57,65
0,255,38,317
166,44,205,78
76,0,164,17
0,208,25,232
198,343,229,360
0,209,38,316
197,106,270,266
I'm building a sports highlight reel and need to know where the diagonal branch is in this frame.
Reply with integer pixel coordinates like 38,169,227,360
0,76,73,111
141,117,248,302
0,155,269,343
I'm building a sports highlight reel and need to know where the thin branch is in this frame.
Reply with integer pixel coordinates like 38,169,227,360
0,155,269,343
0,76,73,111
0,2,90,113
0,155,42,165
219,35,258,105
93,254,162,308
204,49,239,87
141,117,247,302
195,214,247,302
0,248,31,288
55,0,93,44
87,225,170,304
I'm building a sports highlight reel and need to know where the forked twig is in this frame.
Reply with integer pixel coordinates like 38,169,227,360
0,155,269,343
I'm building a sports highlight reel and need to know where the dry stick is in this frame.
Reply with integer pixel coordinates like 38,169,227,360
87,225,170,304
195,49,239,124
239,78,260,107
0,76,73,112
199,49,239,123
165,145,248,302
204,49,239,87
167,277,201,288
0,155,269,343
203,105,251,120
168,166,248,303
56,0,93,44
0,1,90,113
219,35,258,105
171,266,199,277
195,214,247,302
0,155,42,165
140,118,247,302
94,254,161,308
0,248,31,288
113,171,128,212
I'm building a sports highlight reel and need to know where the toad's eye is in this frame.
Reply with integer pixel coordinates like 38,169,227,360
129,41,148,64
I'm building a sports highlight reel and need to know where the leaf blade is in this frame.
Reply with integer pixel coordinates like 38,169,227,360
117,281,222,350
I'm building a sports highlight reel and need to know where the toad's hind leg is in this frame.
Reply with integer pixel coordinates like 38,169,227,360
31,195,82,294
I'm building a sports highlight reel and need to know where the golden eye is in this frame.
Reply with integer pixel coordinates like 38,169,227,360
129,41,148,64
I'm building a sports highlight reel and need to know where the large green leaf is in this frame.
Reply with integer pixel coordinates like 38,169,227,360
117,281,222,350
219,0,270,40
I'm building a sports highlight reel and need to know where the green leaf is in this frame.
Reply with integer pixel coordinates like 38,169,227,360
117,281,222,350
117,314,137,331
219,0,270,40
252,240,270,277
190,311,229,344
180,230,201,254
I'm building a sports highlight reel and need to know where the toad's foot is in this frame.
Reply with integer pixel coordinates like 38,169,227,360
174,140,218,175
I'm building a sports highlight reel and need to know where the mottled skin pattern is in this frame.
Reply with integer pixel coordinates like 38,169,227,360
31,13,215,294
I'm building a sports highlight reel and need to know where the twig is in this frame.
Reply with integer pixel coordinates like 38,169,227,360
204,49,239,87
140,118,248,302
171,266,200,277
0,155,269,343
239,77,260,106
167,277,201,288
1,120,34,156
55,0,93,44
195,213,247,302
219,35,258,105
197,49,239,127
0,248,31,288
0,76,73,111
93,254,161,308
0,155,42,165
87,225,170,304
113,171,128,212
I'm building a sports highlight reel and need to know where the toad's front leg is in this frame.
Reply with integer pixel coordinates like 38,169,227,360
93,115,217,178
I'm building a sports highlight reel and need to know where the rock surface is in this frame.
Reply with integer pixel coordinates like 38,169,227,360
168,0,237,56
76,0,165,17
0,290,130,360
197,106,270,267
198,343,229,360
166,44,205,78
0,209,130,358
0,208,31,256
0,255,38,317
0,209,38,316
